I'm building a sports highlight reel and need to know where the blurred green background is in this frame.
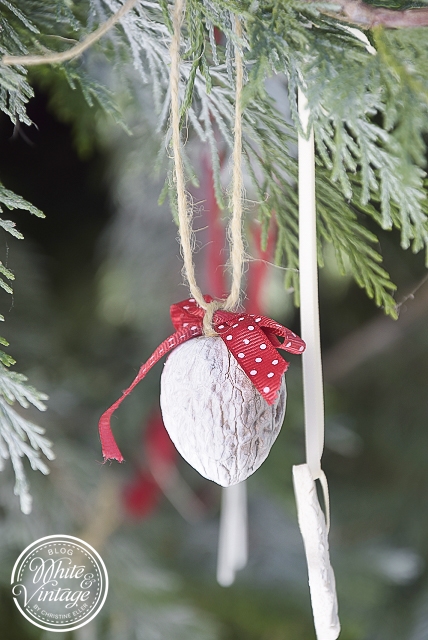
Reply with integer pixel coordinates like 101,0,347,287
0,72,428,640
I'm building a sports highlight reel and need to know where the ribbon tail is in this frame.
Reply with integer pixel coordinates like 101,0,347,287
99,326,202,462
99,371,145,462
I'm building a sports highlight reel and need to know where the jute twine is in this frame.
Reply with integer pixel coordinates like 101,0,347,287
170,0,244,336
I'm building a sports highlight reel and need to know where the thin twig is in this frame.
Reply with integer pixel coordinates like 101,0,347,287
323,276,428,383
305,0,428,28
395,272,428,314
2,0,428,72
246,256,299,272
2,0,139,67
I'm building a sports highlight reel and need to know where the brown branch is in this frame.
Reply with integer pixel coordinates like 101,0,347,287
2,0,139,67
323,277,428,383
315,0,428,28
395,272,428,312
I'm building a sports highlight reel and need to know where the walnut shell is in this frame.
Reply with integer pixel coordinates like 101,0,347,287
160,336,287,486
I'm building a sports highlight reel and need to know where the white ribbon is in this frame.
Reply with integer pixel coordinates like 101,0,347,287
216,482,248,586
293,87,340,640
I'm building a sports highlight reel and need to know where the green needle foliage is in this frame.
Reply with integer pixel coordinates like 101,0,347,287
2,0,427,315
97,0,428,316
0,185,52,513
0,0,427,504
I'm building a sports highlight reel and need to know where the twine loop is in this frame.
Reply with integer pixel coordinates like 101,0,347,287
170,0,244,336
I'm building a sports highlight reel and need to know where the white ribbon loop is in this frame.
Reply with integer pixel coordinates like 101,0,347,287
298,87,324,482
294,87,340,640
293,465,339,639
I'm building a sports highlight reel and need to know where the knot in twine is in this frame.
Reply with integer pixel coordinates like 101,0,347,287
170,0,244,334
195,298,242,338
202,300,224,337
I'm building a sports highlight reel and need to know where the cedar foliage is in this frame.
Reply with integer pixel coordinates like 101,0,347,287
0,0,427,506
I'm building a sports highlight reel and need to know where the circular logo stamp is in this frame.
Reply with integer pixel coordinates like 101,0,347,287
11,535,108,633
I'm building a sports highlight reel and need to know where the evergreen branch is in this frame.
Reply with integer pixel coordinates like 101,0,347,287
0,0,39,33
302,0,428,28
317,174,398,316
0,278,13,295
0,368,48,411
2,0,139,66
0,184,44,218
0,364,52,514
0,321,15,368
0,353,15,367
0,176,52,512
2,0,427,324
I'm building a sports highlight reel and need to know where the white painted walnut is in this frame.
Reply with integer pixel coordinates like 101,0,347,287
160,336,287,486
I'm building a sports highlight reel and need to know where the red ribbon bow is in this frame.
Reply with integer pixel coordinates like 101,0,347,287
99,296,305,463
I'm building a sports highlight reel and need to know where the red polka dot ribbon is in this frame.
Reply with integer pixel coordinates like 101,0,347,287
99,296,305,462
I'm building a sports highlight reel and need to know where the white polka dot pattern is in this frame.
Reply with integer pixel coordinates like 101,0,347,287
99,295,305,463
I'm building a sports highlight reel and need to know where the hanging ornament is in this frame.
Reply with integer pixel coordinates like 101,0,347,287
98,0,305,588
99,297,304,470
161,313,293,486
294,87,340,639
